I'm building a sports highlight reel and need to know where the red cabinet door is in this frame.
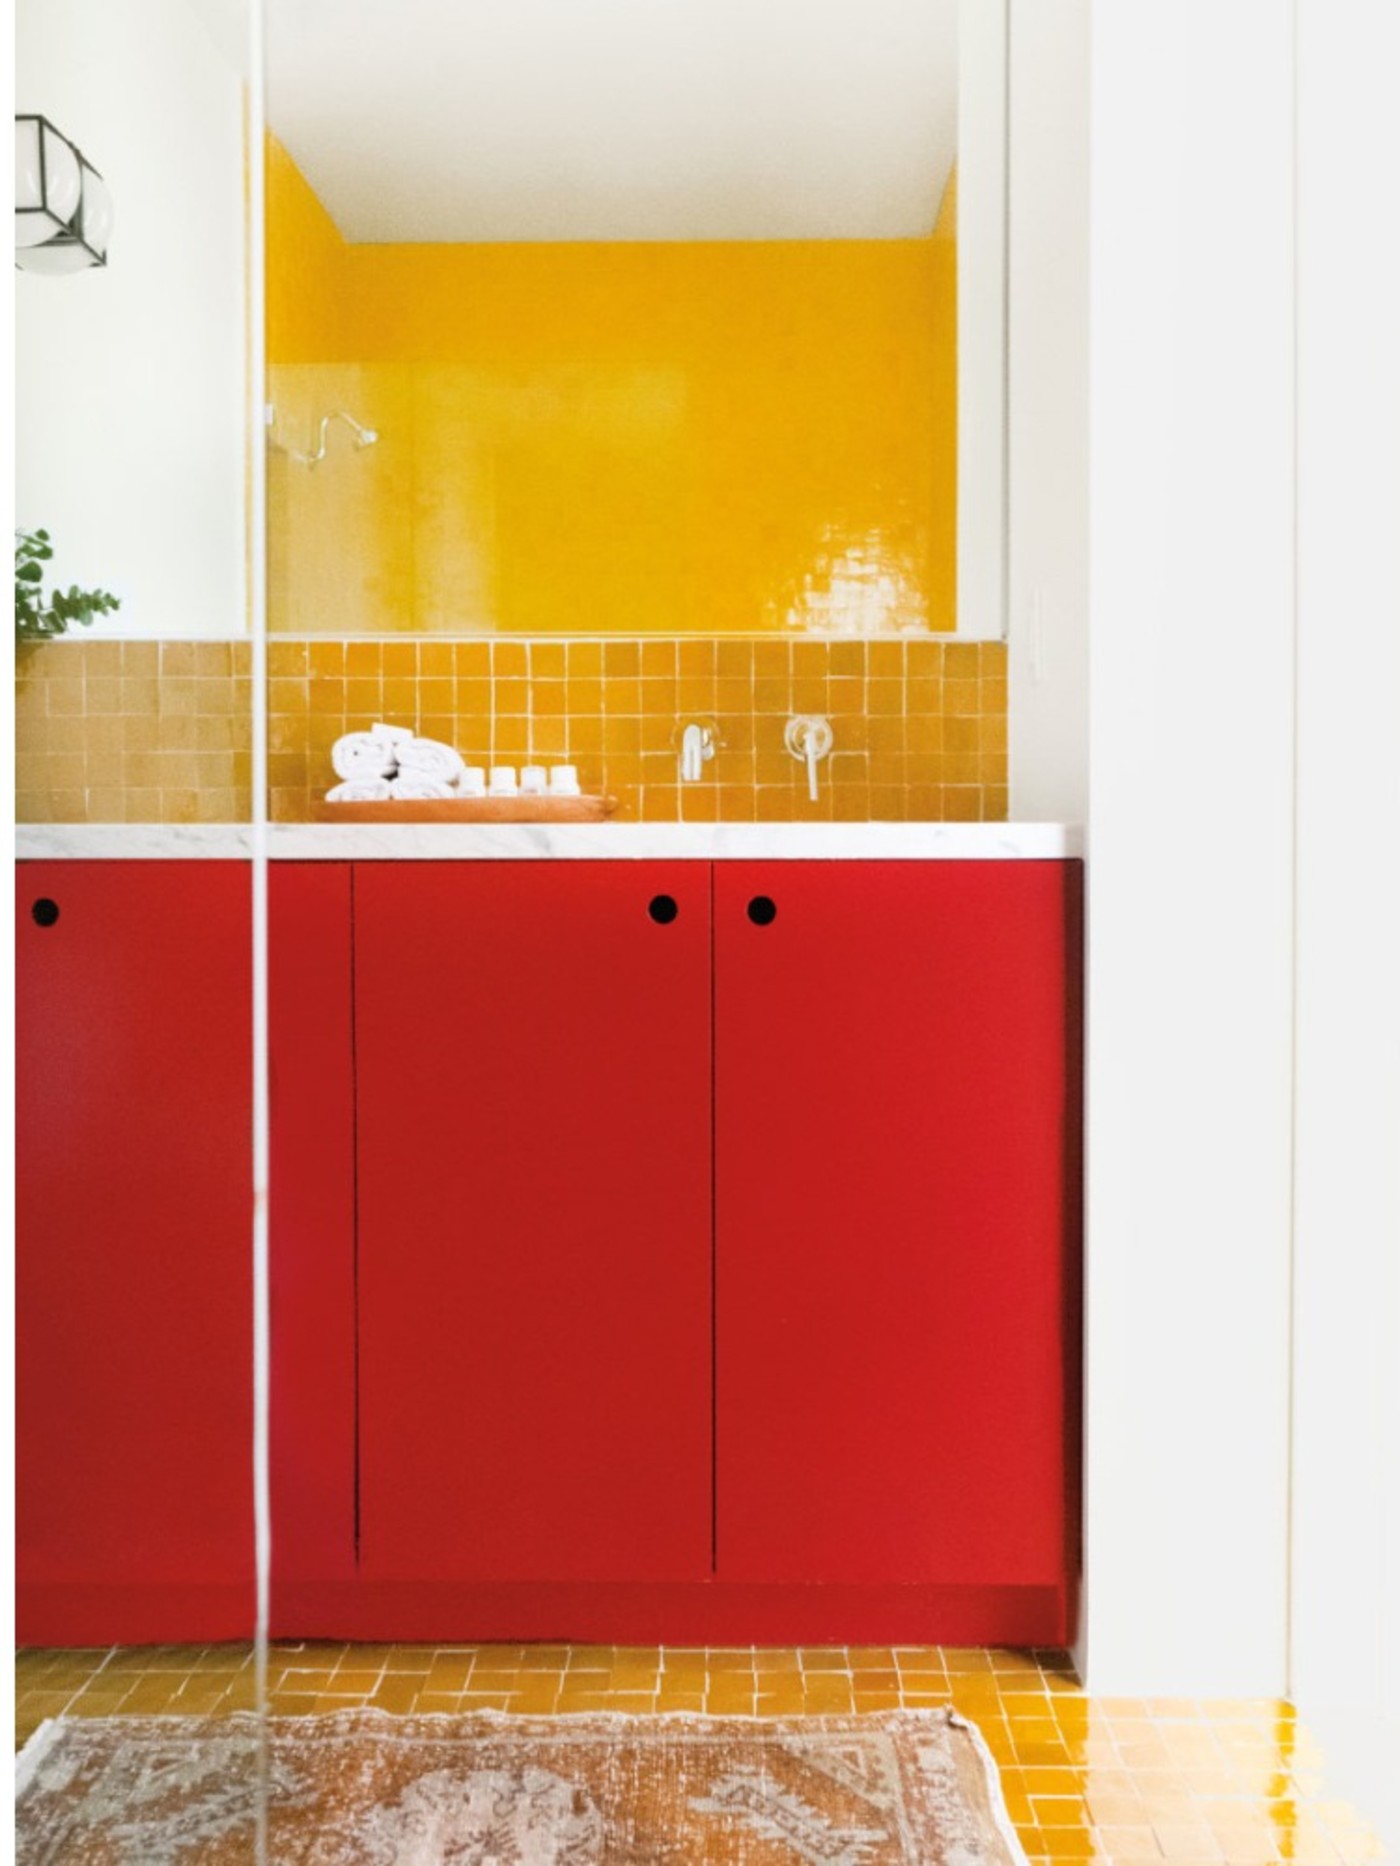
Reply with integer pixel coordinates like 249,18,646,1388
354,862,713,1582
15,862,254,1640
714,860,1078,1587
269,863,357,1596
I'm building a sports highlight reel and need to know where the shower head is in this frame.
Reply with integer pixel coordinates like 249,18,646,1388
338,412,378,449
270,408,380,467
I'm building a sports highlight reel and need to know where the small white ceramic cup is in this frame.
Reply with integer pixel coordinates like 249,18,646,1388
488,765,518,795
460,766,487,797
550,764,581,797
520,765,548,795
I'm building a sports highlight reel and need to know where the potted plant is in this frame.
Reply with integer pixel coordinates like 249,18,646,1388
15,528,121,641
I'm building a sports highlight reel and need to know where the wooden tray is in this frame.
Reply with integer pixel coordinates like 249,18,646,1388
315,794,616,824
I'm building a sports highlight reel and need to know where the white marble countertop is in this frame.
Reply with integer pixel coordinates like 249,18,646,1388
17,822,1083,861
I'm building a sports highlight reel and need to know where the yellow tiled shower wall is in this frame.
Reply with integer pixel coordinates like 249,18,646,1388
13,637,1007,824
266,138,958,639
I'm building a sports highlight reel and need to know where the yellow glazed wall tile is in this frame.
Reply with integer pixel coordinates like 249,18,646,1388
266,145,957,639
14,634,1008,824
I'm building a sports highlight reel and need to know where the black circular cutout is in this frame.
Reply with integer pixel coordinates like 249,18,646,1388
32,898,60,928
648,894,679,924
747,895,777,926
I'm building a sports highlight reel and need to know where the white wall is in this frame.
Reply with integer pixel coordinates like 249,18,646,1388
15,0,249,637
1291,0,1400,1840
1006,0,1088,822
1080,0,1296,1694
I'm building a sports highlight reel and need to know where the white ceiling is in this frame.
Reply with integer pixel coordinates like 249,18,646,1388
264,0,958,243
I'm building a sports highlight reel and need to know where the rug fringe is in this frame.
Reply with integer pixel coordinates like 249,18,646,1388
949,1710,1033,1866
14,1718,63,1801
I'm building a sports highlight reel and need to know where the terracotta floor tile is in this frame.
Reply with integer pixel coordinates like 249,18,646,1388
462,1669,526,1693
753,1650,803,1674
1034,1824,1099,1857
798,1648,850,1670
515,1646,571,1670
660,1652,710,1676
1032,1798,1094,1828
382,1648,437,1673
1093,1826,1164,1858
607,1665,662,1689
322,1669,385,1695
12,1641,1390,1864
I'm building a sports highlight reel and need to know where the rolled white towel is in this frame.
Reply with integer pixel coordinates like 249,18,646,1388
387,776,456,800
325,778,394,802
331,721,415,780
332,731,397,781
340,743,400,782
396,737,467,786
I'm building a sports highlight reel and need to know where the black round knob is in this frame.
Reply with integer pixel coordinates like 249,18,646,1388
648,894,679,924
32,898,60,928
747,896,777,926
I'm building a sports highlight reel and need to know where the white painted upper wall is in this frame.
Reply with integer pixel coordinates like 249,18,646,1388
1007,0,1088,821
265,0,957,242
15,0,249,637
1081,0,1295,1696
1291,0,1400,1839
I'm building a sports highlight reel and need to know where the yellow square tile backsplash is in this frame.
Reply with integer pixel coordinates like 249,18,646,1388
14,637,1007,825
15,641,253,825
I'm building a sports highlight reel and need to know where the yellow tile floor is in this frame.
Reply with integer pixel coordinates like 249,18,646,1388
14,1643,1389,1864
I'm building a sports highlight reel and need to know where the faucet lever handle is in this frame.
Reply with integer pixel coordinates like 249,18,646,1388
678,720,716,783
784,715,833,801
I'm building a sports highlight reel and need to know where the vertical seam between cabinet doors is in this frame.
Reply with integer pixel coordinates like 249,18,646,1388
349,864,362,1567
709,863,718,1576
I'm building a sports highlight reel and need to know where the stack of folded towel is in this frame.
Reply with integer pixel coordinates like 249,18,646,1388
327,723,468,801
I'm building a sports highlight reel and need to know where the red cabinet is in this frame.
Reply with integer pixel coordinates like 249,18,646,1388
714,862,1077,1592
16,854,1077,1647
269,864,358,1594
352,863,714,1583
269,856,1078,1646
15,862,255,1645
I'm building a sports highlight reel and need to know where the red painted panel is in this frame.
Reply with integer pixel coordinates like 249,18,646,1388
354,862,713,1582
271,1577,1068,1647
715,861,1077,1587
269,863,357,1593
15,862,254,1634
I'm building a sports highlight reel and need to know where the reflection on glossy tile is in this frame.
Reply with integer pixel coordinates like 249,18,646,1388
14,1644,1389,1863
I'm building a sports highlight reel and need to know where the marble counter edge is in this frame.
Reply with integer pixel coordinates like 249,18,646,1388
17,823,1084,860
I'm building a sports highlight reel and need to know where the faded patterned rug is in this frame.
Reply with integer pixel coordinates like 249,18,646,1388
15,1707,1027,1864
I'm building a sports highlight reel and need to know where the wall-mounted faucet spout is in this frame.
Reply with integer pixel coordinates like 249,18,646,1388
679,721,716,783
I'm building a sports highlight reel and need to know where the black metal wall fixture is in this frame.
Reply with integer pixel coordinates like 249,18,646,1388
15,113,113,272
